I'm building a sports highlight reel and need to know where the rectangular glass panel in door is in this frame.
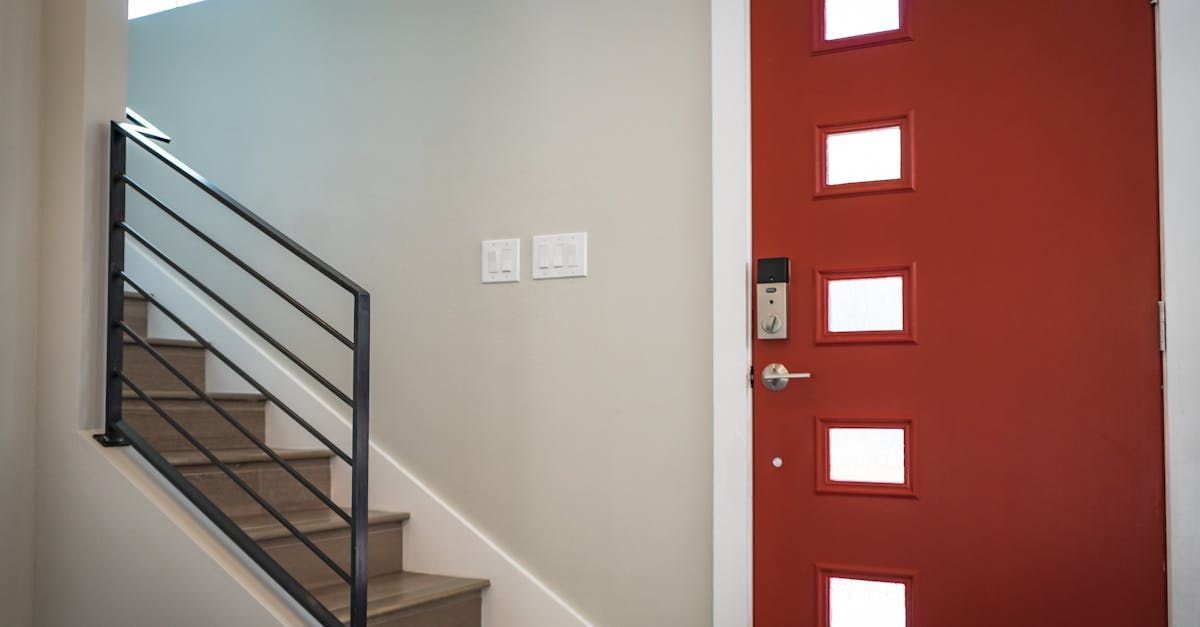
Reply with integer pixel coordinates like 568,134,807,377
823,0,899,40
825,126,902,186
826,276,903,332
828,577,906,627
827,427,905,484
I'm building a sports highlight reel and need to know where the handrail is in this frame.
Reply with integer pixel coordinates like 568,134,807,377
122,176,354,348
120,372,351,584
121,274,352,464
118,221,354,405
118,319,349,524
97,110,371,626
114,117,366,296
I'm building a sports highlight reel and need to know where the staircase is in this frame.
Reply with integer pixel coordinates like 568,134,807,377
98,111,487,626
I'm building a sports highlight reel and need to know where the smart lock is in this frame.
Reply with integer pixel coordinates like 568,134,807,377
756,257,789,340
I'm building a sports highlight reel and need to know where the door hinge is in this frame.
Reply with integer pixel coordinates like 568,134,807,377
748,364,755,388
1159,300,1167,352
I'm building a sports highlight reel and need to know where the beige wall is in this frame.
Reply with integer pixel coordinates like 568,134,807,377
128,1,713,624
0,0,44,623
28,1,301,625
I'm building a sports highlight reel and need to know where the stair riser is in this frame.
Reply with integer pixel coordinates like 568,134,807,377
365,593,482,627
262,523,404,591
123,400,266,452
124,298,148,338
177,458,331,518
123,344,206,393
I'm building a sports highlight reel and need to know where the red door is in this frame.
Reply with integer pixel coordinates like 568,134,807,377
751,1,1165,626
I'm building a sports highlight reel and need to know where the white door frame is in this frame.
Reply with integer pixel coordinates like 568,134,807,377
711,0,753,624
710,2,1199,625
1157,2,1200,626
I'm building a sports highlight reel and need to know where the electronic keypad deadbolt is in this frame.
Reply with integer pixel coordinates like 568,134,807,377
757,257,789,340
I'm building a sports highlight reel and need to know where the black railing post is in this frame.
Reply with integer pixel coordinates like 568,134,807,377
349,292,371,626
96,121,130,447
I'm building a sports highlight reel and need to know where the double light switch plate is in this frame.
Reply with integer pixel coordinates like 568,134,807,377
481,239,520,283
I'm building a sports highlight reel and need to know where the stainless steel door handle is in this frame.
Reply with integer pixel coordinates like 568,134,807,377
761,363,811,391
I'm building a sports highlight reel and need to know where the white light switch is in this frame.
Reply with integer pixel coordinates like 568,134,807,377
482,239,520,283
532,232,587,279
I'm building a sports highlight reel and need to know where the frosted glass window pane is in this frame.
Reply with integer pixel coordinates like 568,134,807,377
825,0,902,41
826,126,902,186
829,428,906,484
827,276,904,333
829,577,907,627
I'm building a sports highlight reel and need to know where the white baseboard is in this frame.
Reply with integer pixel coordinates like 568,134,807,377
124,243,593,627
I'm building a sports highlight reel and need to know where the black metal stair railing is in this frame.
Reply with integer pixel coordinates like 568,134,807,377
94,110,371,627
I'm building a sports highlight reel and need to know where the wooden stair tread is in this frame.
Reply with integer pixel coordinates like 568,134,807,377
163,447,333,467
122,390,266,402
315,571,490,621
123,336,203,349
235,509,409,542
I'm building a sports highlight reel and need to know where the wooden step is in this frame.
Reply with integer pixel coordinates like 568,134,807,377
123,337,206,394
163,448,333,517
123,293,148,337
315,571,489,627
122,393,266,452
235,509,409,591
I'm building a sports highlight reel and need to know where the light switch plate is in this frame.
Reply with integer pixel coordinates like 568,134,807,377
482,238,520,283
533,232,588,279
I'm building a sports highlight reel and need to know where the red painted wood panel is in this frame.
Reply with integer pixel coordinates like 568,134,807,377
751,1,1165,625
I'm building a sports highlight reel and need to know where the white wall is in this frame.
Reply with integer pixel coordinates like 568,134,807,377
0,0,44,623
1158,2,1200,625
128,1,713,625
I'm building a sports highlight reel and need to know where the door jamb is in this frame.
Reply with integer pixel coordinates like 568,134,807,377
1157,3,1199,626
711,0,753,625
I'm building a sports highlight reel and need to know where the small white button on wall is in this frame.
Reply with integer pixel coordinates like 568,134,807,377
482,238,520,283
772,457,783,468
533,232,587,279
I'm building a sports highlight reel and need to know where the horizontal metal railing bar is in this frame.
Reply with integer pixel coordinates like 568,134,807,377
121,175,355,349
116,122,366,296
118,320,350,524
110,418,342,626
119,372,353,585
118,222,354,406
121,274,352,465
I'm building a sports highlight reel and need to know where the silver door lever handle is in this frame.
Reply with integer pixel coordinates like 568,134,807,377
761,363,811,391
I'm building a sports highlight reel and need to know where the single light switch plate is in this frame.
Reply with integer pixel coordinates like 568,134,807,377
482,238,520,283
533,232,588,279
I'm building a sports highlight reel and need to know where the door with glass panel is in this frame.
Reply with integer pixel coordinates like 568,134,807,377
750,1,1166,625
